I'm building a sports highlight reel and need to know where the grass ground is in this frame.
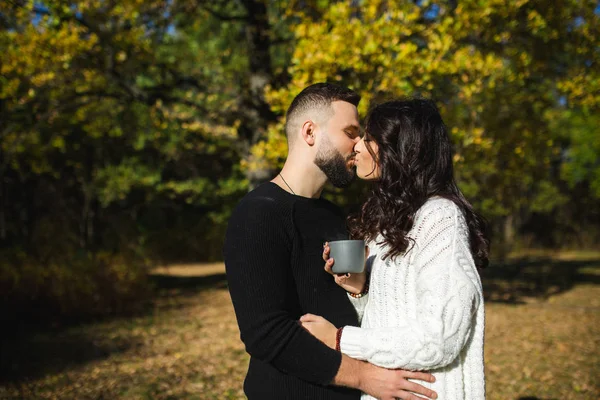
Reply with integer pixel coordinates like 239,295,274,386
1,252,599,400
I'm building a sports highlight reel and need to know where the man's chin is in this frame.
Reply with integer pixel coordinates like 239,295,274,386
315,152,357,188
330,169,357,188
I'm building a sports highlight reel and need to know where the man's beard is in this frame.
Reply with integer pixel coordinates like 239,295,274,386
314,138,356,188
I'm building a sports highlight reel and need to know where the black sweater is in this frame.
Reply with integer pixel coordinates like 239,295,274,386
224,183,361,399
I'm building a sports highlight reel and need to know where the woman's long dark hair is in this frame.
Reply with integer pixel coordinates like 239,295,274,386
348,99,490,269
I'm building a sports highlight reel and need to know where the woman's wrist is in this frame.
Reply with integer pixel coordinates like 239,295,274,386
347,278,369,298
345,282,365,295
346,270,370,297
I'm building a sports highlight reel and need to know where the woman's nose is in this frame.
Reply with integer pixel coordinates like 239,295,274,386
354,139,362,152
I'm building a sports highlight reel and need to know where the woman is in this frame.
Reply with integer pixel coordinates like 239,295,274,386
301,99,489,399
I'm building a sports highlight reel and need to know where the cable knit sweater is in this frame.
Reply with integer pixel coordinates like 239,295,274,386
341,197,485,400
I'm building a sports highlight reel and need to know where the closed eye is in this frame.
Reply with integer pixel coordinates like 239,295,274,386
343,125,361,139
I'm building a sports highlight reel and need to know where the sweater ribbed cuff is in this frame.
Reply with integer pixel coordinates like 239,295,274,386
347,292,369,306
347,292,369,322
339,325,367,360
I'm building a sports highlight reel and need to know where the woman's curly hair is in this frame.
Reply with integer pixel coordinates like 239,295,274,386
348,99,490,269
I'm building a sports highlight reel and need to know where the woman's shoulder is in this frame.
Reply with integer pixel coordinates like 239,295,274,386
416,197,461,221
410,197,466,238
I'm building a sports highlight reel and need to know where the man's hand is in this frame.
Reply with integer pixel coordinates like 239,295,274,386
301,317,438,400
333,355,437,400
360,363,438,400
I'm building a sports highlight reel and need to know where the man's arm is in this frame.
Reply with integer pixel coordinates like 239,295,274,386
333,355,438,400
226,198,437,398
224,198,342,385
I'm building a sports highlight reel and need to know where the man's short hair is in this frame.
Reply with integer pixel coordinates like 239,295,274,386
285,83,361,148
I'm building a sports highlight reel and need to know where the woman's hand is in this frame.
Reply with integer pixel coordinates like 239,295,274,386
300,313,338,349
323,242,368,295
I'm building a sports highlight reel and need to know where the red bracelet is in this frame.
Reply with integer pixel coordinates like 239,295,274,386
335,327,344,352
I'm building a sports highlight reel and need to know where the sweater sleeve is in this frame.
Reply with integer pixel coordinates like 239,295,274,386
347,293,369,324
224,198,342,385
339,204,480,370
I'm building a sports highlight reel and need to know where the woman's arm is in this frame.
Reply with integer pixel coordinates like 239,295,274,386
339,204,483,370
322,242,371,323
345,253,376,323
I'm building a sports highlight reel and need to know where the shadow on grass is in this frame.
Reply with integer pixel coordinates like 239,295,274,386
148,272,228,311
481,257,600,304
0,273,226,384
517,397,559,400
150,272,228,293
0,330,141,384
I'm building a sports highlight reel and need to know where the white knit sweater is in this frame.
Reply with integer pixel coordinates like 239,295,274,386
341,197,485,400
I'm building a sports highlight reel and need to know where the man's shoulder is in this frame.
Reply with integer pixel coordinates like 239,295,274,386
225,183,293,248
231,182,291,220
317,196,344,215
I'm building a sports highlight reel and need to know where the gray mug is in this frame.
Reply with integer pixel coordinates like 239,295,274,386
328,239,366,274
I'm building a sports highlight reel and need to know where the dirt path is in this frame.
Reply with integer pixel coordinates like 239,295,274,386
151,262,225,277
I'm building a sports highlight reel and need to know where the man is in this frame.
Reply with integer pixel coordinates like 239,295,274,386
224,83,437,400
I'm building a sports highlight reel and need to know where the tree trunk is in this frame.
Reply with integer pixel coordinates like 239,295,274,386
80,187,91,249
240,0,278,189
242,0,273,105
499,214,516,259
0,174,5,241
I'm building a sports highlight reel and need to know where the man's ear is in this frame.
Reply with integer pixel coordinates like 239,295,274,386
301,120,317,146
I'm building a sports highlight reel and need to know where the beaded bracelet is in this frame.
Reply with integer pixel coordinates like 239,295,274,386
348,278,369,298
335,327,344,352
